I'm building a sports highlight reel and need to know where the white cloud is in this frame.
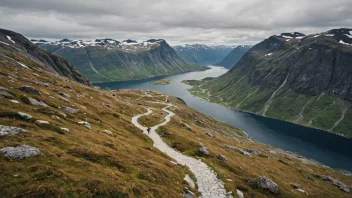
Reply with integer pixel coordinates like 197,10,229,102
0,0,351,45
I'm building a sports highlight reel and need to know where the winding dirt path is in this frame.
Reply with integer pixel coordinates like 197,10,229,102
131,102,231,198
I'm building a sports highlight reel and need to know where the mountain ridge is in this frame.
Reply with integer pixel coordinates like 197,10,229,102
35,38,205,83
183,28,352,137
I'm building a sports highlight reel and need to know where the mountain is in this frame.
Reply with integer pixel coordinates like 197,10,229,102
0,28,91,86
34,38,204,83
183,28,352,138
1,28,352,197
216,45,252,68
173,44,233,65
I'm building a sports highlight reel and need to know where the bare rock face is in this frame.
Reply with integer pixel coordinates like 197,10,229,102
19,85,40,95
0,125,28,136
254,176,280,194
0,144,43,159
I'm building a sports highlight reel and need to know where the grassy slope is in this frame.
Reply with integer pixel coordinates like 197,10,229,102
183,75,352,138
44,45,206,83
0,50,351,197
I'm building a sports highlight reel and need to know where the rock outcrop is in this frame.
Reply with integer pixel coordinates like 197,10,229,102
0,145,43,159
254,176,280,194
0,125,28,136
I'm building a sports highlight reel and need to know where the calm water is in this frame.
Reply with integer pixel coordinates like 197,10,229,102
96,66,352,171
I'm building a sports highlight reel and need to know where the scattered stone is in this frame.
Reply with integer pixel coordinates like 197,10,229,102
35,120,49,125
244,148,261,155
254,176,280,194
342,170,352,177
57,91,71,98
59,96,70,102
278,159,290,165
205,132,214,138
226,179,233,182
183,187,196,198
34,81,49,87
184,174,195,188
290,183,299,189
219,154,228,162
59,113,67,118
181,123,193,131
0,125,28,136
199,146,209,155
0,86,9,91
19,85,40,95
51,115,61,119
0,91,14,98
103,130,113,136
28,97,49,107
268,149,277,154
78,121,91,129
103,103,112,108
17,112,32,120
225,145,252,158
236,189,244,198
62,106,78,114
60,128,70,132
320,175,352,193
296,189,308,195
10,100,20,103
0,144,43,159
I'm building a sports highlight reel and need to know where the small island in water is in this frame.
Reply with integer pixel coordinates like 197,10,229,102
149,79,172,85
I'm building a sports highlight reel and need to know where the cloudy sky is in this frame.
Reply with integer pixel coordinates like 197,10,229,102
0,0,351,45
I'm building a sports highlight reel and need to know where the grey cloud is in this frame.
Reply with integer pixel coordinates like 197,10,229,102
0,0,351,45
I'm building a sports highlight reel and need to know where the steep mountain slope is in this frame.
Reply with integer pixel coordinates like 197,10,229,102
184,28,352,138
0,28,91,86
173,44,233,65
1,30,352,197
35,39,204,83
216,45,252,68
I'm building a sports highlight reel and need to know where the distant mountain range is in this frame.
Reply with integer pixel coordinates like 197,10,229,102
34,39,204,83
184,28,352,138
173,44,234,65
0,28,91,85
216,45,252,68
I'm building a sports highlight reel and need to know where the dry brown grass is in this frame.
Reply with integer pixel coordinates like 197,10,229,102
0,46,351,197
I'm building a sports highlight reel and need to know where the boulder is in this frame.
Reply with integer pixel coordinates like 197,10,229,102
219,154,228,162
320,175,352,193
17,112,32,120
10,100,20,103
236,189,244,198
0,125,28,136
254,176,280,194
19,85,40,95
199,146,209,155
181,123,193,131
244,148,261,155
78,121,91,129
103,130,113,136
0,144,43,159
28,97,49,107
225,145,252,158
0,86,9,91
62,106,78,114
205,132,214,138
35,120,49,125
60,128,70,132
0,91,14,98
57,91,71,98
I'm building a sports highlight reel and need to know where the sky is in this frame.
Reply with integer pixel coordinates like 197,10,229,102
0,0,351,45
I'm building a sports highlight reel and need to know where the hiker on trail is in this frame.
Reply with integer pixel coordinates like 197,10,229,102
147,127,151,134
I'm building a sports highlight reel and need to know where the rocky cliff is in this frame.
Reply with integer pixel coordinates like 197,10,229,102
0,28,91,86
35,39,204,83
185,28,352,137
216,45,252,68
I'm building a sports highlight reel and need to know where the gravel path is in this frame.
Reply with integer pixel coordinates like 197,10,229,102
131,102,231,198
